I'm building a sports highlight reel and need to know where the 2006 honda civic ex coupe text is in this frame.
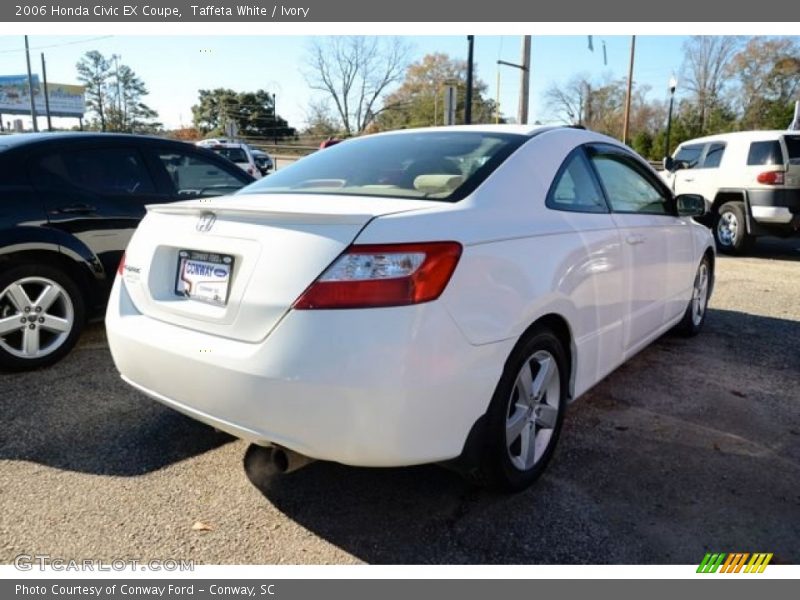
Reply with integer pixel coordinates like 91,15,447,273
106,125,715,491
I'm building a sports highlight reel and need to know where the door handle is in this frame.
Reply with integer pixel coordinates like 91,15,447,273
682,177,694,182
57,204,96,214
626,234,645,245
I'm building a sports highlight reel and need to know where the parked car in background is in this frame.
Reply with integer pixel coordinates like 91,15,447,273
196,139,262,180
107,125,714,491
662,130,800,253
251,149,274,176
0,132,254,371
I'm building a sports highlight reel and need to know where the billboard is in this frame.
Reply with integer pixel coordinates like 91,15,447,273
0,74,85,118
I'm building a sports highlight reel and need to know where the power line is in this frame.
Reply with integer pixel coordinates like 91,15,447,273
0,36,114,55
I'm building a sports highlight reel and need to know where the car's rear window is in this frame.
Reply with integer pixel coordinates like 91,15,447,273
782,135,800,165
212,147,248,163
747,140,784,166
239,131,528,202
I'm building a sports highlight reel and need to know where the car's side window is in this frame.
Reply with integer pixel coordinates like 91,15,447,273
546,150,608,213
589,152,670,215
673,144,704,169
700,143,725,169
156,151,248,198
38,148,155,195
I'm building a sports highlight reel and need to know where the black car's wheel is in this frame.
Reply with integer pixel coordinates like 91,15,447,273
714,201,753,254
674,255,712,337
471,326,568,492
0,265,86,371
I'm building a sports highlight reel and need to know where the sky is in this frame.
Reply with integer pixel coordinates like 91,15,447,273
0,35,689,132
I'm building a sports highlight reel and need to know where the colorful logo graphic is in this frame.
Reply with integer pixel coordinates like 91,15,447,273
697,552,773,573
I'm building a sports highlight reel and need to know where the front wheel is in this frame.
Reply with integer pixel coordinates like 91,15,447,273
675,255,712,337
0,265,86,371
470,327,568,492
714,201,753,255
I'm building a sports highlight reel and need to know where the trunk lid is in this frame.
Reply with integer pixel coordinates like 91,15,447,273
120,193,439,342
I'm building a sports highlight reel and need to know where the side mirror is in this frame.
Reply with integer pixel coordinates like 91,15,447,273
676,194,707,217
662,156,675,172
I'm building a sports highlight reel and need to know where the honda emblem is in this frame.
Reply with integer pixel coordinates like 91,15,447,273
196,212,216,232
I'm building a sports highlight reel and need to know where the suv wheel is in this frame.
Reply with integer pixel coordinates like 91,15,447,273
0,265,86,371
714,201,753,255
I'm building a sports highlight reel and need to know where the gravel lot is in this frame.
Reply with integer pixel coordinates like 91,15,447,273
1,238,799,565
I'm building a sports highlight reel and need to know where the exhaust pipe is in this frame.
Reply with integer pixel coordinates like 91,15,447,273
244,444,315,481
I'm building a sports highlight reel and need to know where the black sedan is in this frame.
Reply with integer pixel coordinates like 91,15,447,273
0,132,254,371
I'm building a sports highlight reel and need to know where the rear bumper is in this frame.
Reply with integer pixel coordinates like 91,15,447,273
105,278,512,467
748,188,800,228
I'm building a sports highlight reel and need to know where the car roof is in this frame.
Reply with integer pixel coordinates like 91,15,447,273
0,131,193,151
371,124,560,138
678,130,797,146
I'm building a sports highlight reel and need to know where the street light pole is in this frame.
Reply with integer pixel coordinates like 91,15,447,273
24,36,38,132
465,35,474,125
664,76,678,159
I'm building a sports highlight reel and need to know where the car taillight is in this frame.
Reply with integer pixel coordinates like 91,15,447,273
293,242,462,309
757,170,785,185
117,252,126,276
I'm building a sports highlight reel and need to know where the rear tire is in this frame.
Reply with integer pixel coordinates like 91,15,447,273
467,326,568,492
0,264,86,371
714,201,753,255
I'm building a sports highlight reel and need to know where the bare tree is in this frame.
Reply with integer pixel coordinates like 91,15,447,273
545,74,591,125
304,36,410,135
681,36,742,133
303,98,340,136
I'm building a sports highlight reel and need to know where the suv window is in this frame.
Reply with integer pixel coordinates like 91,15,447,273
39,148,155,195
701,143,725,168
590,152,669,215
674,144,703,169
783,135,800,165
747,141,784,166
157,151,248,198
546,150,607,213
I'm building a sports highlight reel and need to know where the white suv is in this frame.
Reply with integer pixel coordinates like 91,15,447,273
196,139,262,180
662,130,800,253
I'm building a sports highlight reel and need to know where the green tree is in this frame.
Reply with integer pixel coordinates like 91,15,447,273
107,61,160,133
730,37,800,129
191,89,295,139
76,50,111,131
375,53,498,130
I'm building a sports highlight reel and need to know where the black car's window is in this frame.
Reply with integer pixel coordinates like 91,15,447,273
747,140,784,166
546,150,608,213
157,151,248,197
239,132,528,202
590,152,669,215
700,143,725,168
39,148,155,195
782,135,800,165
674,144,704,169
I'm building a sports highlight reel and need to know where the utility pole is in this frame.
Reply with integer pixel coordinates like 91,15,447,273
622,35,636,145
273,93,278,145
24,36,38,132
519,35,531,125
40,53,52,131
465,36,474,125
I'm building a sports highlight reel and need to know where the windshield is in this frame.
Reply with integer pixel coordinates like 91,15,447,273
239,131,528,201
783,135,800,165
211,147,248,163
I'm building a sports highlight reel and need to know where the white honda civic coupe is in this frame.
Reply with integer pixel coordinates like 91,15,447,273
106,125,714,491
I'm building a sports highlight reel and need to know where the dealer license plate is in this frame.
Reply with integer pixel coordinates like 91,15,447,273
175,250,234,306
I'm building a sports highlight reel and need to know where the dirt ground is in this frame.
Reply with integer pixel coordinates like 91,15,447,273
1,238,799,565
